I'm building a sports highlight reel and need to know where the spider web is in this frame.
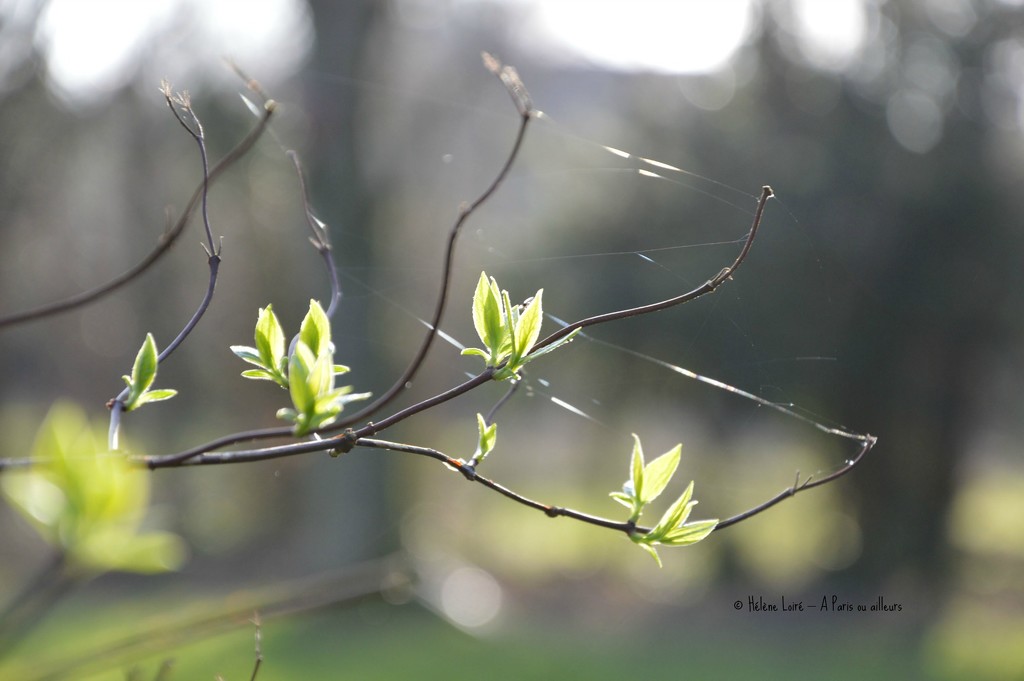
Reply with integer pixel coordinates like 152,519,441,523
292,69,871,524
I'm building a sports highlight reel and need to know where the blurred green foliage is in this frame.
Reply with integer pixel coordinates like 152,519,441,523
1,402,184,575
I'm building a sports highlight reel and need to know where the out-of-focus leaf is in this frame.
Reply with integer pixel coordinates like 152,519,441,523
0,402,185,576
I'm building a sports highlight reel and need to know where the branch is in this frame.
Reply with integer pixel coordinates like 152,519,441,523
108,86,227,450
287,150,342,319
532,185,774,354
0,91,275,331
130,54,537,470
714,434,877,530
330,52,534,430
143,368,495,469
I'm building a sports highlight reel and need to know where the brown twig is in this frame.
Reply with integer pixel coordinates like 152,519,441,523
0,92,275,331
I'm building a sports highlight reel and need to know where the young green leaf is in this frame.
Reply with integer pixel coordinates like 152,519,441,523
472,412,498,465
630,433,645,508
501,289,518,360
288,341,317,417
0,402,185,575
299,299,331,357
122,334,175,411
639,444,681,506
122,333,159,409
661,519,718,546
231,345,264,367
130,388,178,409
471,272,505,360
254,304,286,375
513,290,543,359
648,480,696,539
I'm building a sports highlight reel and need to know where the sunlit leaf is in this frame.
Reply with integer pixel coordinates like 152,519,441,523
122,334,175,411
288,342,316,415
0,402,184,576
230,345,264,367
514,289,543,359
648,480,696,540
473,413,498,464
299,299,331,357
661,519,719,546
241,368,278,381
472,272,505,360
630,434,645,506
501,289,518,360
639,444,681,505
130,389,178,408
254,305,286,374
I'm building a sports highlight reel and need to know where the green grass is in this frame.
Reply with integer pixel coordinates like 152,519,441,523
1,593,935,681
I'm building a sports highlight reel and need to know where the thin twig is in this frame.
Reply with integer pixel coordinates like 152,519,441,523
107,86,227,450
330,52,534,431
144,369,495,468
532,185,774,353
287,150,341,319
714,435,877,530
359,438,640,533
0,91,275,331
118,54,535,470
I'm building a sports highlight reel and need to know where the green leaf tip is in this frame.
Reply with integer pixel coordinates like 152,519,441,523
234,301,370,436
611,435,716,564
0,402,186,575
122,333,176,412
471,412,498,465
464,273,571,380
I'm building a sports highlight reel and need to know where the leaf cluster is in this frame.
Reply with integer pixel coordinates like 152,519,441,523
462,272,577,381
121,333,177,411
231,300,370,435
610,434,718,566
0,403,185,574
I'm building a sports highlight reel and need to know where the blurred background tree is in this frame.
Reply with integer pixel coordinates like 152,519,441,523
2,0,1023,678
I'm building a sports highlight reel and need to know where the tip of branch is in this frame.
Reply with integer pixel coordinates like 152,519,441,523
481,51,501,74
481,51,533,118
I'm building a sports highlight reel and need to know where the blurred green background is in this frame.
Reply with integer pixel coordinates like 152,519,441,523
2,0,1024,678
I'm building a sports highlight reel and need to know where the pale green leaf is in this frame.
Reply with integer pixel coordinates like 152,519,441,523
77,529,186,574
649,481,696,540
640,444,681,505
609,491,635,509
307,348,335,399
461,347,490,360
514,289,543,360
635,541,663,567
630,434,645,506
241,368,278,381
501,290,518,359
661,519,719,546
299,299,331,357
0,402,184,575
474,412,498,463
255,305,286,371
288,342,316,414
125,333,160,408
230,345,264,367
472,272,506,358
131,389,178,408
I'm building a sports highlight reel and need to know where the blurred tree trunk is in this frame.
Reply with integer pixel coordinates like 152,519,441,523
294,0,393,568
